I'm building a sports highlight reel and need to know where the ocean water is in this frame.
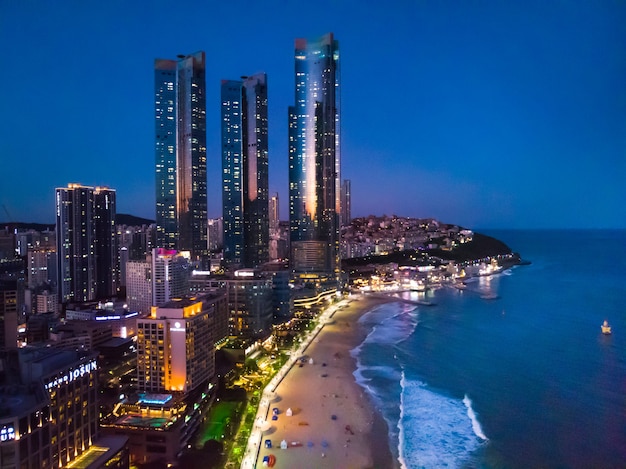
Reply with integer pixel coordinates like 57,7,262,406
352,230,626,468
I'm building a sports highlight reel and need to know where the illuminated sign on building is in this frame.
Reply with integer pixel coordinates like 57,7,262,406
44,359,98,390
170,321,186,332
0,426,15,442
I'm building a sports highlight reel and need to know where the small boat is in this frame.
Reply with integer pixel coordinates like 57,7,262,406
601,320,612,335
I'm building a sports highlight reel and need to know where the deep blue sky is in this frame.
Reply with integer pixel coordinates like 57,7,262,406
1,1,625,229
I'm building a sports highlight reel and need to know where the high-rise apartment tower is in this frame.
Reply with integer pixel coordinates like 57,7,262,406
221,73,269,268
288,33,340,275
55,184,117,303
155,52,208,260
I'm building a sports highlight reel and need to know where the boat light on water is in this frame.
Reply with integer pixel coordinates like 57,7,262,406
601,320,612,335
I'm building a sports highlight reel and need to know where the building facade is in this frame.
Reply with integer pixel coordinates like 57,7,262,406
341,178,351,227
151,248,189,308
136,293,226,394
125,257,152,315
0,348,107,469
155,52,207,260
221,74,269,269
55,184,117,304
288,33,341,276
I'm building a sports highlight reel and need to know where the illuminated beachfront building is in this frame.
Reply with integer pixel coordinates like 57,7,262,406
136,295,222,394
101,293,227,465
288,33,341,277
221,74,269,269
189,270,274,340
55,184,118,303
155,52,208,260
0,347,129,468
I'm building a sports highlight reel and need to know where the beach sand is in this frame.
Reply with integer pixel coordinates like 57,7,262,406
255,295,396,469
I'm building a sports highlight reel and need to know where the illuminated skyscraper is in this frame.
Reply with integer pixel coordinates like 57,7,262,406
221,73,269,268
155,52,207,260
341,179,351,227
288,33,340,275
269,193,279,232
55,184,117,303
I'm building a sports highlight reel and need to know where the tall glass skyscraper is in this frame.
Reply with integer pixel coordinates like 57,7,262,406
155,52,207,260
288,33,340,275
221,73,269,268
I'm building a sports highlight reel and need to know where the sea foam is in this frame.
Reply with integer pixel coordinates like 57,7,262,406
397,378,487,468
463,394,489,441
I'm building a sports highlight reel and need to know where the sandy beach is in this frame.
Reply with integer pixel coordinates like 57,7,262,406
254,295,395,469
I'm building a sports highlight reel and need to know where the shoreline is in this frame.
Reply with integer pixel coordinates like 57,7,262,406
251,294,397,468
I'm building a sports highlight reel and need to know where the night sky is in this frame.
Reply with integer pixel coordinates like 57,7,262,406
1,1,625,229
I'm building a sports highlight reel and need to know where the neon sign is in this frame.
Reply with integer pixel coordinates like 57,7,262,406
44,359,97,390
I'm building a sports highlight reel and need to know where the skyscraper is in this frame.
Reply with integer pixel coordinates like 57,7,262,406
269,193,280,232
155,52,207,260
221,73,269,268
56,184,117,303
94,186,118,298
288,33,340,275
341,179,351,227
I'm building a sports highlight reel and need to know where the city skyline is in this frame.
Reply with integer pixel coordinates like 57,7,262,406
1,1,625,229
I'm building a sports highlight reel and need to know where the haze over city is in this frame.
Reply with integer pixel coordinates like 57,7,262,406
1,0,625,229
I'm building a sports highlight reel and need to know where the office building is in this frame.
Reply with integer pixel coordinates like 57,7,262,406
0,280,18,350
125,257,152,315
207,217,223,252
55,184,117,303
341,178,351,227
221,74,269,268
190,270,273,340
27,247,56,289
288,33,341,276
151,248,189,307
155,52,207,260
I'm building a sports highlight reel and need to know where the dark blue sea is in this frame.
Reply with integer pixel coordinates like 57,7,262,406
352,230,626,468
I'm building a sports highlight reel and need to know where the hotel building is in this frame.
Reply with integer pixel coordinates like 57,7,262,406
0,346,128,468
288,33,341,277
155,52,208,260
101,293,227,465
221,73,269,269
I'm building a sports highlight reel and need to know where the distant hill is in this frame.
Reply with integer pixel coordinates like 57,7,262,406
343,232,519,268
115,214,155,226
0,214,155,230
0,221,55,231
